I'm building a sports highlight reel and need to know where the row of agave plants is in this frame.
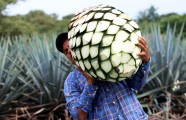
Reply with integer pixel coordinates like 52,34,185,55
0,33,74,119
138,23,186,120
0,24,186,119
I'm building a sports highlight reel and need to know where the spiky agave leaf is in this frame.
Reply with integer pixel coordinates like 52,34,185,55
68,5,142,82
137,23,186,118
24,33,74,104
138,23,186,98
0,37,34,117
21,33,74,119
0,34,74,119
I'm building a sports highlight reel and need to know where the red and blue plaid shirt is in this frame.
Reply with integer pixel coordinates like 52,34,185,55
64,60,151,120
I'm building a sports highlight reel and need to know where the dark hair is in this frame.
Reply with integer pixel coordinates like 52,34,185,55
56,32,68,53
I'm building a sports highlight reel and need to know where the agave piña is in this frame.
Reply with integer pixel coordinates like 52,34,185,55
68,5,142,82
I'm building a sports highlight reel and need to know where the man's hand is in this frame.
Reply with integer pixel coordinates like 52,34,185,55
137,37,150,63
78,109,87,120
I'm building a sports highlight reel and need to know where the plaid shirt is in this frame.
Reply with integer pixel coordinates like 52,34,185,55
64,60,151,120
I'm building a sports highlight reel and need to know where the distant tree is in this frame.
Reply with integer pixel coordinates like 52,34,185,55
0,0,27,36
148,6,159,21
24,10,59,33
159,13,186,36
137,6,159,22
137,10,186,37
0,15,34,36
0,10,61,36
0,0,22,14
57,14,74,33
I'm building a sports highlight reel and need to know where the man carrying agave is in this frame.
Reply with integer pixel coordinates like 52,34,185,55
56,5,151,120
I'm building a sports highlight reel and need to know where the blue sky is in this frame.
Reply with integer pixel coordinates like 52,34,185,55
4,0,186,19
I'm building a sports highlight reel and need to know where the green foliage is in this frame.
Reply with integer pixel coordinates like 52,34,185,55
0,0,74,36
25,33,74,104
0,37,33,112
137,6,159,22
0,0,18,12
0,34,74,119
137,23,186,119
1,3,186,37
137,6,186,37
56,14,75,33
140,23,186,96
159,13,186,36
24,10,59,33
0,11,74,36
0,16,35,36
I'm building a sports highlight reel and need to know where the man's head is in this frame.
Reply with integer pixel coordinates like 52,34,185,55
56,32,68,53
56,32,75,64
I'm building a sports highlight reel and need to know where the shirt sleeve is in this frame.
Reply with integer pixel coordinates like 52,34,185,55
125,58,151,91
64,71,98,119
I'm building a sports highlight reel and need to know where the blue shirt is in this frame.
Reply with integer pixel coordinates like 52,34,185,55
64,60,151,120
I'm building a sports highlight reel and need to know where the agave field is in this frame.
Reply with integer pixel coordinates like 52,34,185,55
0,24,186,120
138,24,186,119
0,34,74,119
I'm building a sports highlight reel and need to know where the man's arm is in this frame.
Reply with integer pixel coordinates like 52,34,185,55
125,59,151,91
125,37,151,91
76,66,96,120
64,69,97,120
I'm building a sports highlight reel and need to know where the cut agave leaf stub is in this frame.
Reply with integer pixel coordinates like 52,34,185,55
68,4,142,82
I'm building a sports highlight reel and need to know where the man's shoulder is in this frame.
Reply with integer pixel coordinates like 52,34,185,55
66,68,86,83
68,68,79,76
66,68,78,81
65,68,87,90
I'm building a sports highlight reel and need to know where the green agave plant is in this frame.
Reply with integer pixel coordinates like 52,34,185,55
143,23,185,92
0,34,74,119
137,23,186,119
22,34,74,119
25,34,74,103
0,37,34,118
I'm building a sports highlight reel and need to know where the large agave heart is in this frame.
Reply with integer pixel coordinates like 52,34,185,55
68,5,142,82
